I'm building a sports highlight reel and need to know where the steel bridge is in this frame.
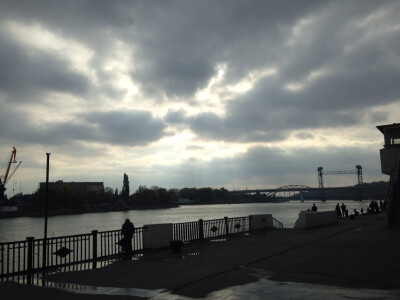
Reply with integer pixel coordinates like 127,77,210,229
229,184,386,201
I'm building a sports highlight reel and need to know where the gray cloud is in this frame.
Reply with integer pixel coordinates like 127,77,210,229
0,1,396,193
148,1,400,143
0,109,166,147
0,32,90,101
146,144,383,189
164,109,187,124
127,0,327,98
84,110,166,146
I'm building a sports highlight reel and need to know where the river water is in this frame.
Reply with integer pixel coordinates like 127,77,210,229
0,200,369,243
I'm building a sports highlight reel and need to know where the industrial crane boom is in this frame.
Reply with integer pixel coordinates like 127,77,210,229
6,161,22,185
1,147,19,186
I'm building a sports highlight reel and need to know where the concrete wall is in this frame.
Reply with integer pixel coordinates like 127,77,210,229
143,223,173,249
250,214,274,230
295,211,338,229
380,148,399,175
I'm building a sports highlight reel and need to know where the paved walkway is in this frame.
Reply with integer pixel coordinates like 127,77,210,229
1,213,399,299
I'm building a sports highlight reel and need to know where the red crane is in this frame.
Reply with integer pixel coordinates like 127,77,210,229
0,147,22,199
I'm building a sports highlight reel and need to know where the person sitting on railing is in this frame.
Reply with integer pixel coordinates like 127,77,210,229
121,218,135,256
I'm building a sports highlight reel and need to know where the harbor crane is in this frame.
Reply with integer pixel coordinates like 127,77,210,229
0,147,22,200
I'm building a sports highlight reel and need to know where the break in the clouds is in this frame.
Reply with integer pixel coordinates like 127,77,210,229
0,0,398,194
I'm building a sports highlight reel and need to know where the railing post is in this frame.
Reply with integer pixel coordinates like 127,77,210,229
26,237,34,285
224,216,229,236
249,215,252,231
92,230,98,269
198,219,204,240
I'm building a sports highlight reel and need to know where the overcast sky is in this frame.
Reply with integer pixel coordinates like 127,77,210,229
1,0,398,195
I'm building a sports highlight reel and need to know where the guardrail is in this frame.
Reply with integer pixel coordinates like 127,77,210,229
1,215,280,283
272,217,283,228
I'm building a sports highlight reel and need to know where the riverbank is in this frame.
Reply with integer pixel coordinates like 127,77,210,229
1,213,399,299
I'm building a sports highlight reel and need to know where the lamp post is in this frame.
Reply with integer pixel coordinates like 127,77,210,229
43,153,50,268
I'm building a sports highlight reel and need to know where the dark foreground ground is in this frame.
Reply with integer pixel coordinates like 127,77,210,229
1,213,399,299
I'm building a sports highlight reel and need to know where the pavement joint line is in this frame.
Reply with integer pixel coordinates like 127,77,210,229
171,219,379,294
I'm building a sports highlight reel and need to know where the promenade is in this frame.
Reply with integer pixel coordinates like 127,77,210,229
1,213,399,299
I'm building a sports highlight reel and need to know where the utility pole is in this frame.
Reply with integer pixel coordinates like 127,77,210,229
43,153,50,269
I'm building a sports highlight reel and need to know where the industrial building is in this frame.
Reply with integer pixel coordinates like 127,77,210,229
39,180,104,194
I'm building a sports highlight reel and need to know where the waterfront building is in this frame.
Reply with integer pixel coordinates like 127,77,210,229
377,123,400,226
39,180,104,194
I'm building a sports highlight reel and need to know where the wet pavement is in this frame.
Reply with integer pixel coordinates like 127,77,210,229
1,213,399,299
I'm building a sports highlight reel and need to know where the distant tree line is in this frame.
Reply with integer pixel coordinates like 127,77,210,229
10,177,388,213
16,185,247,212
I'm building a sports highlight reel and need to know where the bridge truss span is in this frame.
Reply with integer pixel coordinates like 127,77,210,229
265,185,311,198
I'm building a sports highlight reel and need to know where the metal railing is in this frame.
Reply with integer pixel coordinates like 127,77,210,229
172,216,250,241
173,221,200,242
272,217,284,228
1,215,281,283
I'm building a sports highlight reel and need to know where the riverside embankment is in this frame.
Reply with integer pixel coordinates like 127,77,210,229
1,213,399,299
0,201,368,242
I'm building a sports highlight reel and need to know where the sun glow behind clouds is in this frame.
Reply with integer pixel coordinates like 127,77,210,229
194,65,277,117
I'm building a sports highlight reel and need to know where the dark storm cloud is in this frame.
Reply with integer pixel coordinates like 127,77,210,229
161,0,400,142
0,31,90,101
1,0,399,144
0,109,165,147
83,110,166,145
0,0,132,47
128,0,325,98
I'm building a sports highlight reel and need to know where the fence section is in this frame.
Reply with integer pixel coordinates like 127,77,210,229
1,215,280,283
173,221,200,242
33,233,93,272
0,240,28,278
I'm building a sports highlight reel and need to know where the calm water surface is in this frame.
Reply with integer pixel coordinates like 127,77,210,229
0,200,368,243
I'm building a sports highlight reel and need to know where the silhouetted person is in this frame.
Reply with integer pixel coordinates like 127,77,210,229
369,200,379,214
373,200,379,213
336,203,343,219
311,203,317,212
354,209,359,216
121,218,135,255
379,200,383,211
361,208,364,215
341,203,346,217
